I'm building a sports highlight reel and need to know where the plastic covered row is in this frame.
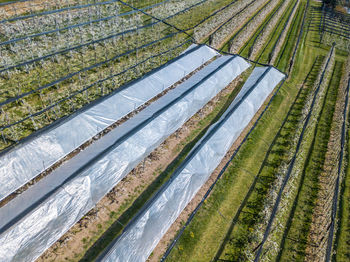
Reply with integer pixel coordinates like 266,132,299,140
99,66,286,262
0,44,218,201
0,55,250,262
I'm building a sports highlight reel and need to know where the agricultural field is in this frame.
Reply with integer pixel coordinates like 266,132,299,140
0,0,349,261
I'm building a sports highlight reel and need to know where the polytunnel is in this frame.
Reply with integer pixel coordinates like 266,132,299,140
0,54,250,262
0,44,218,201
98,66,286,262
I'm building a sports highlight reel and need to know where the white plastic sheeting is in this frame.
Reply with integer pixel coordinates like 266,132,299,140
0,55,250,262
0,44,218,202
100,67,286,262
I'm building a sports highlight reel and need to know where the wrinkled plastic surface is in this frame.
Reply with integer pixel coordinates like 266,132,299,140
100,67,285,262
0,44,218,201
0,56,250,262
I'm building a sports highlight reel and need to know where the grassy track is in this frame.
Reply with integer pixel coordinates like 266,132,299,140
2,0,350,261
166,81,296,262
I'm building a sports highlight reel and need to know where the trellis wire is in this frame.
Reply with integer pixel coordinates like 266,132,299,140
275,4,302,68
0,0,31,6
0,0,243,110
0,12,166,73
0,0,211,73
220,0,273,52
0,52,236,237
1,0,213,106
204,0,256,46
0,0,223,148
0,0,288,151
0,0,104,23
309,4,350,41
0,0,241,72
212,56,319,262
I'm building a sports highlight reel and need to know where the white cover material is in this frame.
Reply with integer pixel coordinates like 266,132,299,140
0,55,250,262
100,67,285,262
0,44,218,201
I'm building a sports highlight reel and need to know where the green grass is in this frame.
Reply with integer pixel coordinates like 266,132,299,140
166,84,294,262
2,0,350,260
217,54,326,261
277,60,343,261
0,0,246,153
0,23,191,151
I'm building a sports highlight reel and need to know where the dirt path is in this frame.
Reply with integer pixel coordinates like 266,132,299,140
37,68,245,262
